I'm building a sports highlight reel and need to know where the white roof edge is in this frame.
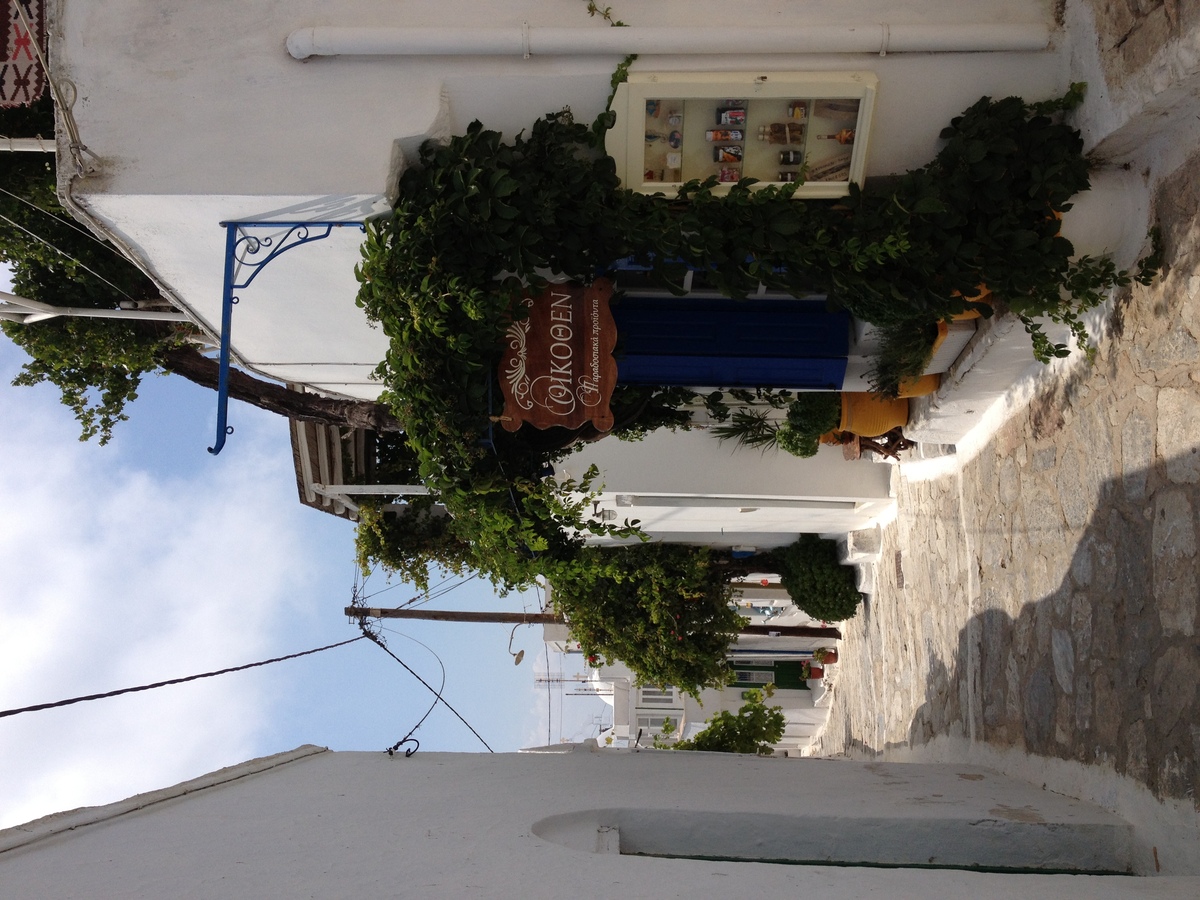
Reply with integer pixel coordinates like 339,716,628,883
0,744,329,855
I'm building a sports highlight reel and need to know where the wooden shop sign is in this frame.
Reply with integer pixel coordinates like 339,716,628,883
498,279,618,432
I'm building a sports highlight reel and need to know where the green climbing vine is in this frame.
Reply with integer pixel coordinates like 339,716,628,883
353,81,1155,680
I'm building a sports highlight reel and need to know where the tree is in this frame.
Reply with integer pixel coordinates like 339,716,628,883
1,98,400,443
550,543,748,694
353,516,861,692
549,538,859,693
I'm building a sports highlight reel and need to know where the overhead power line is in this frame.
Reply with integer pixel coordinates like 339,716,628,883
0,185,120,251
358,626,494,753
0,209,139,303
0,636,368,720
378,626,447,756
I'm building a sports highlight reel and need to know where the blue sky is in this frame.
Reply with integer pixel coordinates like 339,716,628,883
0,271,607,829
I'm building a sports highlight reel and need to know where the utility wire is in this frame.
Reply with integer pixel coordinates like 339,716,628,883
378,626,447,756
359,568,479,611
359,565,446,604
0,185,120,253
358,625,494,753
0,636,368,720
404,573,479,609
0,210,139,303
12,0,100,177
350,567,491,752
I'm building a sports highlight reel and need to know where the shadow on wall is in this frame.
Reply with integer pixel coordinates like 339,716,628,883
905,456,1200,807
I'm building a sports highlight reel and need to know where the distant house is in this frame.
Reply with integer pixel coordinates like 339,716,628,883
545,578,840,755
49,0,1140,540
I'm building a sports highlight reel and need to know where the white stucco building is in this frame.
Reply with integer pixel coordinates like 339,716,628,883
42,0,1160,540
3,744,1198,896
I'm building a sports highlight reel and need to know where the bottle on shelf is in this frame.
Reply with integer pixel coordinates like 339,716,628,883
816,129,855,145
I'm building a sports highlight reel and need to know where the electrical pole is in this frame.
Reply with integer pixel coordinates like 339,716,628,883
348,607,561,625
345,605,841,640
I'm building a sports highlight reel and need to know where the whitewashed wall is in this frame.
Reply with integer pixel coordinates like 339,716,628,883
5,747,1194,895
55,0,1067,386
565,429,894,538
58,1,1064,196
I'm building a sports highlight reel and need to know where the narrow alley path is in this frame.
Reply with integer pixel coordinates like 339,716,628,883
817,148,1200,812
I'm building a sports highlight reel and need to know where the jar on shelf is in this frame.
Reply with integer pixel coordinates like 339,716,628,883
716,107,746,126
758,122,803,144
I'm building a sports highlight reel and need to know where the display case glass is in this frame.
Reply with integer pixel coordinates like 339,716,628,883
607,72,877,199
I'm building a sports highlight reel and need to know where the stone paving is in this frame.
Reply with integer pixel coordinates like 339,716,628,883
1083,0,1199,84
816,148,1200,810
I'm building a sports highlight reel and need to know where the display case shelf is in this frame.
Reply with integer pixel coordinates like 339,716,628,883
608,72,877,199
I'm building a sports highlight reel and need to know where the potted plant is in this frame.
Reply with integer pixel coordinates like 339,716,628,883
814,647,839,665
711,392,842,458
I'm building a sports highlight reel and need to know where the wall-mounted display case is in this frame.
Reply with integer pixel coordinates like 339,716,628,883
607,72,878,199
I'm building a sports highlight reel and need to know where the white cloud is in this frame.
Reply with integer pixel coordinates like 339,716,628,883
0,366,313,829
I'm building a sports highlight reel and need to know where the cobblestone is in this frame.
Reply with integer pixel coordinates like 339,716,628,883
817,149,1200,809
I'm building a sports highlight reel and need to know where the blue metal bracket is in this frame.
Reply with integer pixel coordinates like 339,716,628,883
210,220,366,454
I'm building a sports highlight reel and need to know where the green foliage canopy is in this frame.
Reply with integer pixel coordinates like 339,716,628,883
549,543,748,694
0,152,173,444
356,88,1149,552
352,86,1151,683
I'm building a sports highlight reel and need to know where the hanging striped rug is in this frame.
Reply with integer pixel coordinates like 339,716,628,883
1,1,45,108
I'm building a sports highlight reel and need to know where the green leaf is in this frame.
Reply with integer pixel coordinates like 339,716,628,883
912,196,946,215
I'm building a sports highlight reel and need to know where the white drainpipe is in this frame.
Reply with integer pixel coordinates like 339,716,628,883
287,24,1051,60
0,291,191,324
0,136,54,152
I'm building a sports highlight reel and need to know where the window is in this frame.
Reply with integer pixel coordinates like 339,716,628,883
734,669,773,684
639,687,676,706
636,715,672,733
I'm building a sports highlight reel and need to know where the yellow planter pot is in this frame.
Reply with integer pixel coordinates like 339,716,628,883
896,374,940,398
952,284,992,320
839,393,909,438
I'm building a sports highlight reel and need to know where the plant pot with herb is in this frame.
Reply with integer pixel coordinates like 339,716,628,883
712,392,842,459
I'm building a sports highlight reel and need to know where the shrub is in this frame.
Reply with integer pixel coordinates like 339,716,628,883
774,534,863,621
667,686,786,755
784,393,841,442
